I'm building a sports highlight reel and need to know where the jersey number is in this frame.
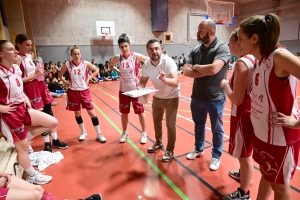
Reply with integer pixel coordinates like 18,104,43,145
73,69,81,75
16,78,21,87
122,62,129,68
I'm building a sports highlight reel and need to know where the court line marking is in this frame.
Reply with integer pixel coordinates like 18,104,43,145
96,86,300,192
92,102,189,200
91,90,223,198
101,87,300,172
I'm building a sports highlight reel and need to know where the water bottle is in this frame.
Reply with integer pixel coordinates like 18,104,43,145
36,61,45,81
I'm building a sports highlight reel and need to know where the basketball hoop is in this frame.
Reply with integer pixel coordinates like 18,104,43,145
103,32,111,39
68,0,83,5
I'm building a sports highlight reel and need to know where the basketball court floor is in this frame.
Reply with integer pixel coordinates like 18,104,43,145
31,72,300,200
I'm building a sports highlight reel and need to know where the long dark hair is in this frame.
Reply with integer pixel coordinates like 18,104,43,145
239,13,280,58
15,34,31,50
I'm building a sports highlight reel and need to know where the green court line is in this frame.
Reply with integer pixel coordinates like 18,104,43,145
93,101,189,200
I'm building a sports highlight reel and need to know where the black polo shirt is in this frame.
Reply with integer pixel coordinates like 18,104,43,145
187,37,231,101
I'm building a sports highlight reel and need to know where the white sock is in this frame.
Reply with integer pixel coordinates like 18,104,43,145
43,135,50,143
94,125,101,134
27,131,34,141
141,132,146,135
51,132,58,140
79,123,86,133
25,166,35,177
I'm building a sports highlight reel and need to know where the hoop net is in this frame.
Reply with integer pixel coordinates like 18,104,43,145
68,0,84,5
103,32,111,39
205,0,234,25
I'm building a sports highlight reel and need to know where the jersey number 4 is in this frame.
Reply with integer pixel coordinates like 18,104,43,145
122,62,129,68
73,69,81,75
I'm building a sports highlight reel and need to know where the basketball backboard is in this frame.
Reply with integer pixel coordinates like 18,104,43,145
205,0,235,25
96,21,115,36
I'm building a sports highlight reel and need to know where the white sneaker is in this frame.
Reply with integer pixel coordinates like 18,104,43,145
26,171,52,185
186,149,204,160
79,132,88,141
97,133,106,143
209,158,220,171
140,133,147,144
119,132,128,143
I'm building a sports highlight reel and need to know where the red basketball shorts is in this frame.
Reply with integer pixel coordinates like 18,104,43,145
0,103,31,143
66,89,94,111
119,91,144,114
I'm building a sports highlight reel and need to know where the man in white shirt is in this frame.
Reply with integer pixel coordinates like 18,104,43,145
139,39,180,162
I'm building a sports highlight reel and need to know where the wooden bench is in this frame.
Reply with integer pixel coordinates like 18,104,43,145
0,137,24,178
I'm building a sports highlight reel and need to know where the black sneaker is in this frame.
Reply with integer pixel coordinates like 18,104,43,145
147,143,164,153
229,169,240,181
43,142,53,152
162,150,174,162
222,188,251,200
80,194,102,200
52,139,68,149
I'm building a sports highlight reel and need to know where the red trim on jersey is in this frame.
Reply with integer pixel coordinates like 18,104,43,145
71,60,83,67
0,65,12,103
18,53,26,57
242,55,255,65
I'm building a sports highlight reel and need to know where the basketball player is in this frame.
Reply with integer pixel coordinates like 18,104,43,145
15,34,67,152
58,45,106,142
109,34,149,143
0,40,55,184
238,13,300,200
220,29,254,200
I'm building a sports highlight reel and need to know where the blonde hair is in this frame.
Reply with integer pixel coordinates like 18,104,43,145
71,45,80,54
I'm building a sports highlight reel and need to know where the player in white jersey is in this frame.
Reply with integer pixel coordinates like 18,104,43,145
15,34,67,152
109,34,149,144
220,29,254,200
0,40,57,185
58,45,106,142
238,13,300,200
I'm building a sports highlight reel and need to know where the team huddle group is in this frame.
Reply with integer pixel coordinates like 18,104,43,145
0,12,300,200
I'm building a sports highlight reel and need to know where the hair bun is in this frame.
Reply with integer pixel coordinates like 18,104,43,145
119,33,127,38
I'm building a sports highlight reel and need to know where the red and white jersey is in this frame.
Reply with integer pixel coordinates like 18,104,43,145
250,49,299,146
117,52,139,92
66,60,89,91
0,64,25,104
229,55,255,116
19,53,36,80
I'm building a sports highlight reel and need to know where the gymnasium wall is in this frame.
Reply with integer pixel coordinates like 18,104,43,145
20,0,235,63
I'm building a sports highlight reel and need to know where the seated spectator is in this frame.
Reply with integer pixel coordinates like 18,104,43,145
89,70,99,84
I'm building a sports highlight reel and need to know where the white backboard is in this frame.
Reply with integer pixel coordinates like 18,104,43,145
96,21,115,36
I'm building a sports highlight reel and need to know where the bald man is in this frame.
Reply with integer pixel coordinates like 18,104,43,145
183,19,231,171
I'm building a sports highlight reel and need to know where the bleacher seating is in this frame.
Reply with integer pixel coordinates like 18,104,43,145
0,137,23,178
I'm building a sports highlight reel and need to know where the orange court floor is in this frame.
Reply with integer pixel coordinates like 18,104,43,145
30,71,300,200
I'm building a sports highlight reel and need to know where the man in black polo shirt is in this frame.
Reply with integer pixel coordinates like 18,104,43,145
183,19,230,171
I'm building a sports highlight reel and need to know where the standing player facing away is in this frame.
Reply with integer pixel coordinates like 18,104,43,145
15,34,67,152
109,33,149,143
58,45,106,143
220,29,255,200
0,40,56,184
238,13,300,200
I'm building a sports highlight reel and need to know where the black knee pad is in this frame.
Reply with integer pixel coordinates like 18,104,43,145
91,116,99,126
43,103,53,116
75,116,83,124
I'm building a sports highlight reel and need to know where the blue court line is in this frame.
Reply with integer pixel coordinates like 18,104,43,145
91,89,223,198
94,86,300,194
